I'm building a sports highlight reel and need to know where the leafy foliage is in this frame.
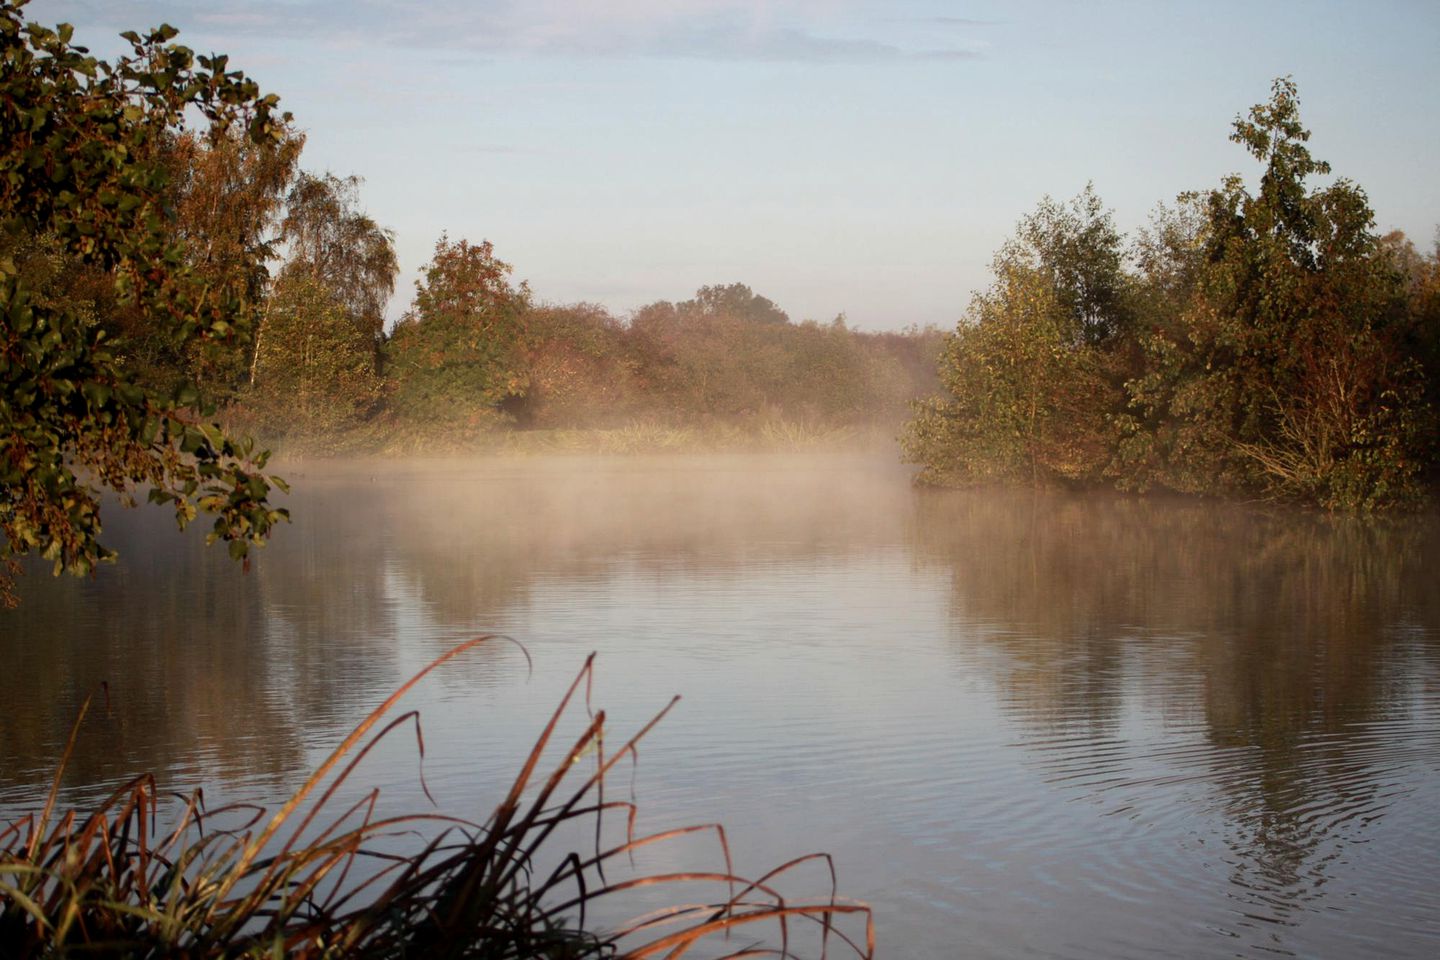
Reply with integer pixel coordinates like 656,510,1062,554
0,0,290,601
903,190,1126,486
277,171,397,345
678,282,790,326
906,267,1116,485
907,79,1437,511
623,299,928,428
249,274,384,437
514,302,639,429
1123,78,1429,509
234,170,396,441
163,125,304,398
386,236,532,424
1005,184,1134,347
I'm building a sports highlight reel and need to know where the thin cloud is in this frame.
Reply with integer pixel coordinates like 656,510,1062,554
914,48,988,62
925,16,1000,27
878,15,1001,28
459,144,536,156
36,0,982,64
525,21,981,63
193,11,288,29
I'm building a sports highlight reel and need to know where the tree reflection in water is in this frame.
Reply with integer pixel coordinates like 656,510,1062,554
3,457,1436,957
914,488,1440,938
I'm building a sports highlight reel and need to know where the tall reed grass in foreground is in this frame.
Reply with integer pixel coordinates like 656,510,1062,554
0,638,872,958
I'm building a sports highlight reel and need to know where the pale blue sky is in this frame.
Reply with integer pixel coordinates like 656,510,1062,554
33,0,1440,330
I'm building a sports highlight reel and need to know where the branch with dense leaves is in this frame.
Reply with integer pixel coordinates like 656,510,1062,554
1,0,291,601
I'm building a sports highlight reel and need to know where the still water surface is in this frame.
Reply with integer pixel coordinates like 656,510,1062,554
2,454,1438,958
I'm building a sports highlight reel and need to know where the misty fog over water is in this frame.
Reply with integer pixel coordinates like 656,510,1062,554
2,454,1438,959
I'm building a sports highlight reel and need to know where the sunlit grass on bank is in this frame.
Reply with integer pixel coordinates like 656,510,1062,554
490,420,867,456
0,639,872,958
222,409,896,460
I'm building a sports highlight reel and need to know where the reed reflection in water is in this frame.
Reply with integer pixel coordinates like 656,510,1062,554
1,455,1437,959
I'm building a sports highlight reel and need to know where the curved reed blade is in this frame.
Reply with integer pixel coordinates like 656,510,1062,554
232,636,513,877
0,641,871,959
26,683,107,862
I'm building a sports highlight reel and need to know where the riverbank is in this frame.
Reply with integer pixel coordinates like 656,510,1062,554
225,413,905,460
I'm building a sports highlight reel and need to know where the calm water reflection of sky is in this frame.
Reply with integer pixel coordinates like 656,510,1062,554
2,455,1438,958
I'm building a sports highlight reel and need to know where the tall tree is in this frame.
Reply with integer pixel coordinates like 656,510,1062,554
903,189,1126,485
249,274,383,437
1124,78,1429,509
385,236,530,423
679,283,790,326
245,172,395,434
1006,184,1133,346
170,127,303,392
99,124,305,398
276,172,397,343
0,2,289,602
904,261,1113,484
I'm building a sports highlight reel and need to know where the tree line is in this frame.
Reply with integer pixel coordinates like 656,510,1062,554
34,128,943,450
904,78,1440,511
5,0,1435,608
243,223,943,446
2,0,942,599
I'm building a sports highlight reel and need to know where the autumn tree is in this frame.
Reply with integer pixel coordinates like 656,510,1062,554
113,124,303,398
1008,184,1134,347
274,172,397,346
622,286,939,428
678,282,790,326
627,294,792,421
1,2,289,601
1378,229,1440,452
1121,78,1430,509
385,236,530,425
909,81,1436,509
248,275,383,438
903,189,1127,485
9,121,302,405
904,265,1114,484
243,171,396,437
514,303,637,428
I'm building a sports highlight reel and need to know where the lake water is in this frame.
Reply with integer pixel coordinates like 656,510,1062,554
2,453,1438,958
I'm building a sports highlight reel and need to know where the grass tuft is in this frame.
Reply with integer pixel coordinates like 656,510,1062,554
0,638,873,958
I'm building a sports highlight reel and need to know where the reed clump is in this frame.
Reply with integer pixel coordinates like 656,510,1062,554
0,638,872,958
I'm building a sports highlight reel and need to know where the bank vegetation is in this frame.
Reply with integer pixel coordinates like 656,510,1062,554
903,79,1440,512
